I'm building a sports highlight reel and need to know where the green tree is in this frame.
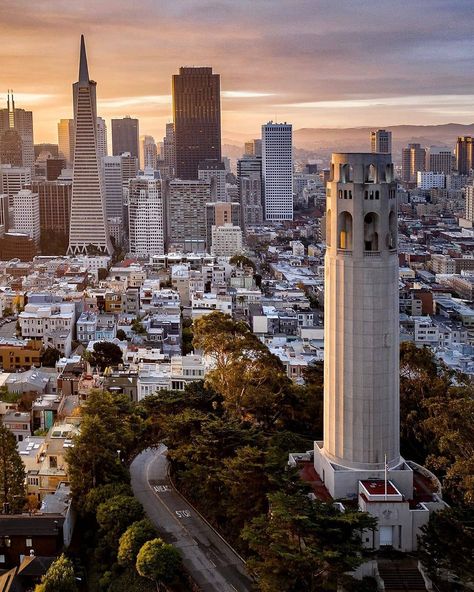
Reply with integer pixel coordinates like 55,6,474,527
131,317,147,335
0,423,26,513
418,507,474,587
41,346,61,367
96,495,144,551
90,341,123,371
35,554,78,592
136,538,182,591
242,491,376,592
2,307,12,318
83,482,133,515
118,518,157,565
116,329,127,341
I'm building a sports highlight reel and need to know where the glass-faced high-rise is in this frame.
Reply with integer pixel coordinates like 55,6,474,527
172,67,221,180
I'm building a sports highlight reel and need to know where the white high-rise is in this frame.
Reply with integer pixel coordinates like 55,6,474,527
102,156,123,219
261,122,293,221
67,35,112,255
128,169,164,256
13,189,40,244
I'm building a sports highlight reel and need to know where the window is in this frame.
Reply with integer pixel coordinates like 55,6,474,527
0,555,4,563
49,456,57,469
26,538,32,547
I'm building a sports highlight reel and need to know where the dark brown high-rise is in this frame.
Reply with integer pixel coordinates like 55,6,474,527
172,67,221,180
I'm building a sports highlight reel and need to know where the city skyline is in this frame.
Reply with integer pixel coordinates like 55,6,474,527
0,0,473,144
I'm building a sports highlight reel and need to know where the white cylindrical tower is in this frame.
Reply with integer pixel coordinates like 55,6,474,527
323,153,400,471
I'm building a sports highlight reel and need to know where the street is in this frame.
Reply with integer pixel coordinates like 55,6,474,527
130,447,254,592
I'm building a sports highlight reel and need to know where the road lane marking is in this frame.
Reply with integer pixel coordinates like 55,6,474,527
153,485,171,492
175,509,191,518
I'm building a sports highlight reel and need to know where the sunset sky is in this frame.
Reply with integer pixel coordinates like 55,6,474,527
1,0,473,145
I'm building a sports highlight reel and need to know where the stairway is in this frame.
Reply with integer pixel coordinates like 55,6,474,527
378,560,427,592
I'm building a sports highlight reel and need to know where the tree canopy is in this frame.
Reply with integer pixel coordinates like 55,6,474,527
0,423,25,513
136,538,182,589
90,341,123,371
35,554,78,592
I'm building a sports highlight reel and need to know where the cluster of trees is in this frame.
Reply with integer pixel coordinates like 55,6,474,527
399,342,474,588
140,312,374,591
0,423,26,513
64,390,183,591
83,341,124,372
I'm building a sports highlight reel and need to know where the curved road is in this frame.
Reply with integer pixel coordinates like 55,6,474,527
130,447,254,592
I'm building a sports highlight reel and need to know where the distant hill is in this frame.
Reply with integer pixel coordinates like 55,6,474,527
293,123,474,156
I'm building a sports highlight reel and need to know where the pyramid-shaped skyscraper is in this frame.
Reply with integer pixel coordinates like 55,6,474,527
67,35,112,255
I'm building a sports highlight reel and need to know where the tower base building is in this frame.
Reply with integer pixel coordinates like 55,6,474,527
310,154,446,552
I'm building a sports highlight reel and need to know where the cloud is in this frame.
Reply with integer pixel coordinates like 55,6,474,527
0,0,471,142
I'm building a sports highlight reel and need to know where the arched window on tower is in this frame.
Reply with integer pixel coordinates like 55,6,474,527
367,164,377,183
338,211,353,250
364,212,379,251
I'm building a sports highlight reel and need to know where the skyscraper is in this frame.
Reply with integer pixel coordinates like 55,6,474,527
262,122,293,221
162,123,176,177
13,189,40,244
0,92,34,174
96,117,108,158
67,35,111,255
173,67,221,180
111,116,139,158
198,159,227,201
237,155,263,228
57,119,75,166
102,156,123,219
370,129,392,154
128,170,165,256
401,143,425,184
140,135,157,170
455,136,473,175
426,146,453,174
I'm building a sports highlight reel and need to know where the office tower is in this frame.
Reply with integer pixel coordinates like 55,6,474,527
140,135,157,170
401,143,425,184
163,123,176,177
211,224,243,257
30,179,72,245
165,179,210,252
46,158,66,181
112,116,139,158
262,122,293,221
0,195,7,237
128,169,165,256
237,155,263,228
198,160,226,201
370,129,392,154
120,152,139,186
0,92,34,174
0,129,23,167
34,143,59,159
102,156,123,219
67,35,112,255
244,139,262,157
173,67,221,179
205,201,241,249
58,119,75,165
96,117,108,157
0,165,31,212
13,189,40,244
313,153,444,552
455,136,473,175
426,146,453,174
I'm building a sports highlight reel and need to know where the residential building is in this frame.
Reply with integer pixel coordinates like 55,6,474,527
417,171,445,190
0,339,41,371
370,129,392,154
13,189,40,244
198,159,226,201
67,36,111,255
128,169,165,256
165,179,210,252
205,201,241,250
19,301,75,357
111,116,139,158
210,224,243,257
262,122,293,221
173,67,221,179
